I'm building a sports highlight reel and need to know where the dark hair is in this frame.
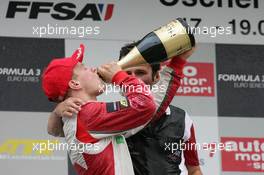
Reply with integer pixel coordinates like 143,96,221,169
119,41,160,78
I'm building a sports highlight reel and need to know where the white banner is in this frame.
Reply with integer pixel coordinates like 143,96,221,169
0,0,263,44
0,112,68,175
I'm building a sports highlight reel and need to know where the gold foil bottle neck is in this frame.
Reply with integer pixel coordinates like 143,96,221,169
117,47,147,69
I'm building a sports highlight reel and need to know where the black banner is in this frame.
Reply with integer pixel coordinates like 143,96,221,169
216,44,264,117
0,37,64,112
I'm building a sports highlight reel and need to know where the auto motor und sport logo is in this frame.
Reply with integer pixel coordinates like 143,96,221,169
176,62,215,96
221,137,264,172
5,1,114,21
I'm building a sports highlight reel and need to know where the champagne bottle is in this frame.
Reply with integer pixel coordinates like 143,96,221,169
117,18,195,69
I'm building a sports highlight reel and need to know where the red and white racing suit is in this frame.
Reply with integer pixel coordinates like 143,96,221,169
63,57,186,175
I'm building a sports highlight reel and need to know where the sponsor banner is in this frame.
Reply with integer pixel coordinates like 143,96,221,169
221,137,264,173
216,44,264,117
0,112,67,175
0,37,64,112
219,117,264,175
176,62,215,97
172,43,217,116
0,0,264,44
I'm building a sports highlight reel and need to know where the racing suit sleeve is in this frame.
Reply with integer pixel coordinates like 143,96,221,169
78,71,156,138
152,57,186,121
183,113,200,166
